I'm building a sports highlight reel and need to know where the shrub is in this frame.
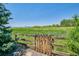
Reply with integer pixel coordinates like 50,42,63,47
67,15,79,55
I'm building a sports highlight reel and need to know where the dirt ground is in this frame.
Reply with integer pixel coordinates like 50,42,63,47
23,48,47,56
12,44,47,56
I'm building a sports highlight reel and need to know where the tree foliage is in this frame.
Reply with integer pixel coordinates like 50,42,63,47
0,3,15,55
60,19,76,27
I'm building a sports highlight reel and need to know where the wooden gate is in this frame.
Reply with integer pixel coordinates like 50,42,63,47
34,35,54,56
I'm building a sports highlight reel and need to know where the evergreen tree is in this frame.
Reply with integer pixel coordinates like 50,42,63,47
0,3,15,55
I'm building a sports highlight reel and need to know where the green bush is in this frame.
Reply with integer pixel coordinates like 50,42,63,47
67,15,79,55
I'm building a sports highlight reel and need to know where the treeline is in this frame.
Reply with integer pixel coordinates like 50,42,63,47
32,18,79,28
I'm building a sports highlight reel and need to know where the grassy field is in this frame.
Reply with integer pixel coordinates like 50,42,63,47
12,27,75,55
12,27,74,35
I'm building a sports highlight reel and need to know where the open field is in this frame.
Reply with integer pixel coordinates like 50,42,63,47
11,27,76,55
12,27,74,36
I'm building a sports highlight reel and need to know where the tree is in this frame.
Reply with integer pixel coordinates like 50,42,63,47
60,19,76,27
0,3,15,55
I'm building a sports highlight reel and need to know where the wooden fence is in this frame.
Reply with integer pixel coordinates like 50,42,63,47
15,34,54,56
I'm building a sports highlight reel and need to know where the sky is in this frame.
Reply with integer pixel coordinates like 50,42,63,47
5,3,79,27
